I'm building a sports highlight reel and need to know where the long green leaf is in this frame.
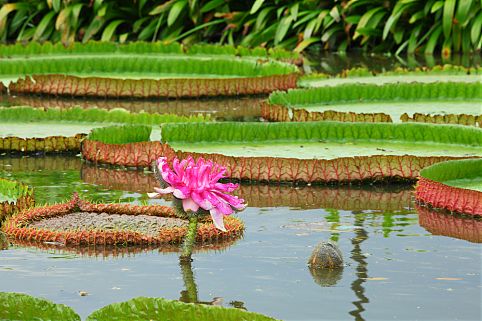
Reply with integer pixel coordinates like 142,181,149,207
443,0,456,38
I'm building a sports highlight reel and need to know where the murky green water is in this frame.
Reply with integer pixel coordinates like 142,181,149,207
0,155,480,320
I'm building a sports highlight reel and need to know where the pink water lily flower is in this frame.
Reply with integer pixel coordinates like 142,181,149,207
148,156,246,231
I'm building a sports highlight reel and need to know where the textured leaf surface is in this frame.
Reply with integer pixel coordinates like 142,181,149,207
0,292,80,321
86,297,277,321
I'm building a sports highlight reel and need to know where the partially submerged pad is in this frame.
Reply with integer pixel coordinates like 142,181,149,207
161,122,481,184
0,178,34,222
2,195,243,246
417,206,482,243
0,292,80,321
416,159,482,215
263,82,482,126
0,45,299,98
86,297,277,321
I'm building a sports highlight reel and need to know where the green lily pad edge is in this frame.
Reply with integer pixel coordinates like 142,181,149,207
0,292,80,321
0,292,278,321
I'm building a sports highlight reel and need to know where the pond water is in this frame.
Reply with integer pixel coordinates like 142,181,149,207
0,52,481,320
0,156,480,320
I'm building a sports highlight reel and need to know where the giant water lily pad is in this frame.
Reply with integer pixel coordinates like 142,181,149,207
263,82,482,126
2,195,243,246
416,159,482,215
0,42,298,98
86,297,277,321
298,65,481,87
0,292,80,321
160,121,481,184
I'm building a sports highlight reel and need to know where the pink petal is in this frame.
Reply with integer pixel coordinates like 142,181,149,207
191,192,213,210
154,186,175,194
173,186,190,199
182,198,199,213
210,208,226,232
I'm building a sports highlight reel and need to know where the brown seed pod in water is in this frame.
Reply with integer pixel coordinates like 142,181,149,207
308,241,343,269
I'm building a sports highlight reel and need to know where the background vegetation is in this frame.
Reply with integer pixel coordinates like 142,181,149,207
0,0,480,54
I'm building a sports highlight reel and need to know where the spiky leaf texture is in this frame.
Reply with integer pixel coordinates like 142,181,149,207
0,178,34,222
0,134,86,154
0,292,80,321
416,159,482,215
86,297,277,321
2,195,244,246
88,125,152,145
417,205,482,243
0,41,299,62
81,140,176,168
161,122,481,146
0,106,209,124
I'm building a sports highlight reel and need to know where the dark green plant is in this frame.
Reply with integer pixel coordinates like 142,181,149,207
0,0,480,54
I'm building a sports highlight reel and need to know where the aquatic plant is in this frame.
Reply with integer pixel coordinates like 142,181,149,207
0,106,209,124
161,121,481,184
149,156,246,261
2,194,244,246
263,81,482,126
0,178,34,222
0,41,300,63
87,296,277,321
0,292,276,321
0,292,80,321
0,48,299,98
416,159,482,215
82,125,177,167
0,133,86,154
88,125,151,145
298,65,482,88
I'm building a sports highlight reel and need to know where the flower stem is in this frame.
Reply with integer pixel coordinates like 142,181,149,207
180,215,198,262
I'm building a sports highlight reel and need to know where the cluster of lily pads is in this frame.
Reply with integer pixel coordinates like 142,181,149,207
0,41,481,319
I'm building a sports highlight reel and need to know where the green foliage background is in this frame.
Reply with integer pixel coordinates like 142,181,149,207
0,0,480,54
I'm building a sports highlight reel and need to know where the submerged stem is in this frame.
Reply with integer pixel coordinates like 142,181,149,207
180,215,198,262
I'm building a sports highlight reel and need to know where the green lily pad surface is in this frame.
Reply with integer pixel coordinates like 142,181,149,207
86,297,277,321
162,122,482,160
267,82,482,123
298,74,481,87
421,159,482,192
300,101,481,123
170,140,480,159
0,55,297,84
0,292,80,321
